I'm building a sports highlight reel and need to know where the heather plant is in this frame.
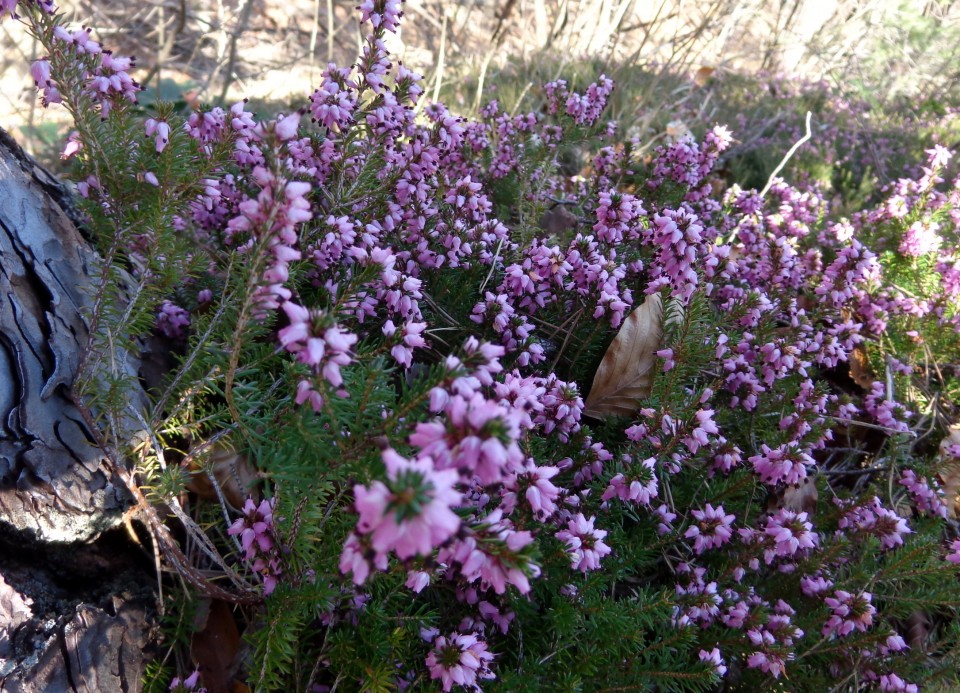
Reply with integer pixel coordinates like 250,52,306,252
7,0,960,691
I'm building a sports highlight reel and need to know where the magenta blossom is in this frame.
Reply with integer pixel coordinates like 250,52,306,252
228,497,282,595
822,590,875,638
556,513,612,572
350,448,461,562
685,503,735,554
425,632,495,692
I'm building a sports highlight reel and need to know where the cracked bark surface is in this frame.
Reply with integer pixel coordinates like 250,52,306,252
0,128,156,691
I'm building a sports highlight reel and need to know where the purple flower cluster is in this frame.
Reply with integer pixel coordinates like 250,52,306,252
13,0,960,688
228,497,282,595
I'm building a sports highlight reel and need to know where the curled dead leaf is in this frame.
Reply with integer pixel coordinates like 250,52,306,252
185,445,260,509
191,598,243,693
693,66,715,87
584,293,663,419
849,345,874,390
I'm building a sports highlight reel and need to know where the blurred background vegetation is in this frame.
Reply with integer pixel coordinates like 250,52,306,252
3,0,960,200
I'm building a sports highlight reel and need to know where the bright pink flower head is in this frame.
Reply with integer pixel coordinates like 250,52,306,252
822,590,875,638
410,392,523,486
685,503,735,554
556,513,611,572
425,632,495,692
756,508,818,564
350,448,461,562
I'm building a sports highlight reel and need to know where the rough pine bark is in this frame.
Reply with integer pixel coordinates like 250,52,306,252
0,127,156,692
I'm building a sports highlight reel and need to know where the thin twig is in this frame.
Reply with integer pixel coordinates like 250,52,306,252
759,110,812,197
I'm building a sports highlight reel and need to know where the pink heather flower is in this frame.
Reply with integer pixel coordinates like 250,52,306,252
657,348,676,371
339,532,387,586
879,674,919,692
1,0,20,20
226,168,308,317
438,508,539,594
946,538,960,564
601,456,658,505
643,209,702,303
682,408,719,453
699,647,727,677
156,300,190,339
279,302,357,391
749,442,814,486
556,513,612,572
672,564,723,627
145,118,171,153
309,67,357,131
863,382,911,433
746,650,786,678
351,448,461,561
685,503,735,554
478,601,515,634
800,574,834,597
30,59,52,86
410,392,523,486
822,590,875,638
383,319,427,369
275,112,301,140
899,469,948,519
169,669,206,692
405,569,431,593
593,189,645,244
228,497,282,594
899,219,942,257
837,496,911,550
537,375,583,440
758,508,818,564
61,131,82,159
653,503,677,535
712,442,743,474
425,632,495,692
501,460,560,520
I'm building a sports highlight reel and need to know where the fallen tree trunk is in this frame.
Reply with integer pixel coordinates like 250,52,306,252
0,127,156,692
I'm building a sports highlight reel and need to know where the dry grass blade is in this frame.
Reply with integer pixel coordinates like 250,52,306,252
584,293,663,419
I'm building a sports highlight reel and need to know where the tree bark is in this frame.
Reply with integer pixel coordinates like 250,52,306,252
0,128,156,692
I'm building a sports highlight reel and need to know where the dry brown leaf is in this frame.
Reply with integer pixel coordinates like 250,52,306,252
191,598,242,693
693,66,715,87
849,345,874,390
185,446,260,509
937,424,960,519
584,293,663,419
